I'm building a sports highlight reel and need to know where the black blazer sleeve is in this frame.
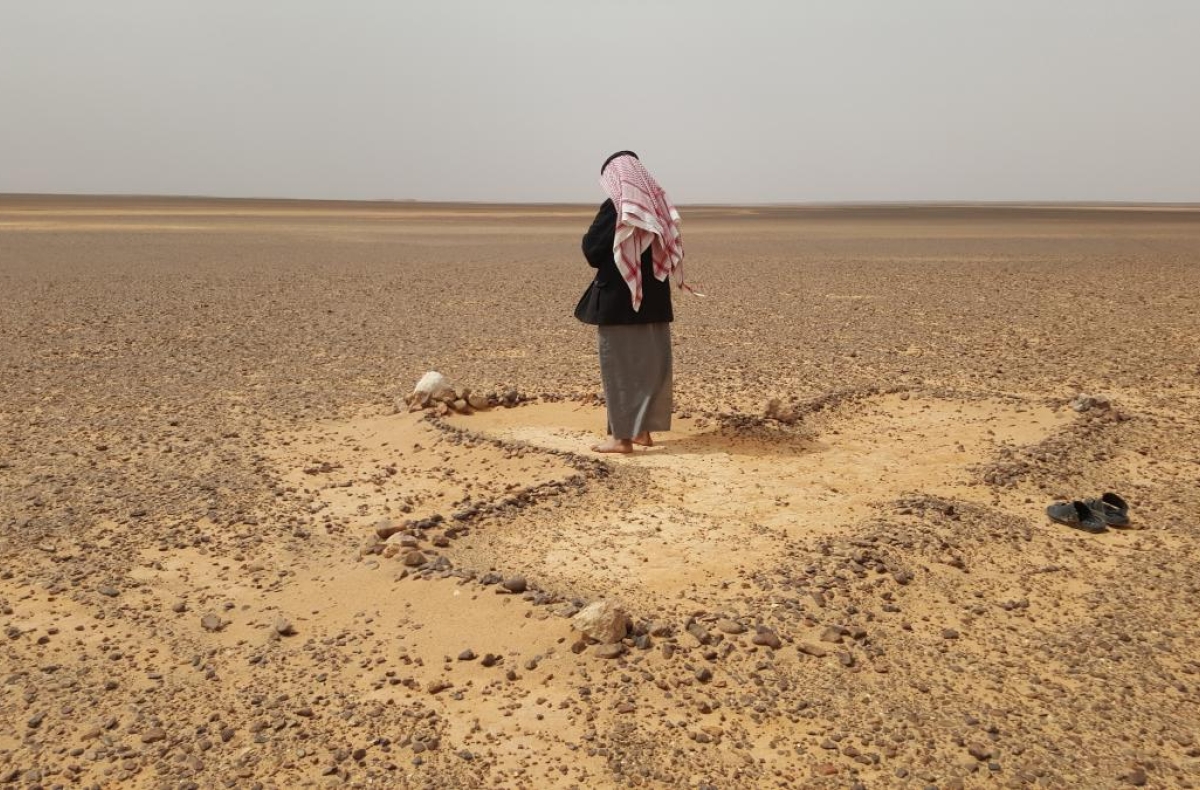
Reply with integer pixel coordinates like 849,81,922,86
581,200,616,269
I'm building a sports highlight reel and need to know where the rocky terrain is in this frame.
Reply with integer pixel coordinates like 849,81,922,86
2,196,1199,788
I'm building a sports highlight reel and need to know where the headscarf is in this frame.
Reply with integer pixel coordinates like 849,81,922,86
599,151,689,312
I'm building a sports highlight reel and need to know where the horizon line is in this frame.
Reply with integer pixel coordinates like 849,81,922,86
2,192,1199,210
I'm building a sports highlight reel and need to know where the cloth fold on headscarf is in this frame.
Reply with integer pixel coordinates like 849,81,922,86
599,154,692,312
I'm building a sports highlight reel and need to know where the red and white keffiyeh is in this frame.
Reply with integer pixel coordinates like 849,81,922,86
599,154,691,312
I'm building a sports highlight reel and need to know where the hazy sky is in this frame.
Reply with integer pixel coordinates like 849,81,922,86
2,1,1198,203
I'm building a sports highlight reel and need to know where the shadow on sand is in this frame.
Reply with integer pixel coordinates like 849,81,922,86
642,429,822,459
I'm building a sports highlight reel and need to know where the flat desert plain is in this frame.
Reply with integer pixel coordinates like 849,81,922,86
2,196,1199,789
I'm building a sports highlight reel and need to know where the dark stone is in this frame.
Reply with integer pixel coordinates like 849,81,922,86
751,627,782,649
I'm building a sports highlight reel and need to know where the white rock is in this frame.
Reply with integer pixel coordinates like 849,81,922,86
411,371,454,404
572,600,630,644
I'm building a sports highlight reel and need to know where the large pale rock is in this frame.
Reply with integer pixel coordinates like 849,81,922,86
572,600,630,644
407,371,454,408
382,532,417,558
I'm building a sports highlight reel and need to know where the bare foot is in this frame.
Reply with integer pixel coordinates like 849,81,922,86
632,432,653,447
591,437,633,454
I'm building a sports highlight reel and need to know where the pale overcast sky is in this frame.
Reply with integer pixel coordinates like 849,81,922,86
2,1,1197,203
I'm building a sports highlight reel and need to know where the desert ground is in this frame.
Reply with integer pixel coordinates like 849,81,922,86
2,195,1199,789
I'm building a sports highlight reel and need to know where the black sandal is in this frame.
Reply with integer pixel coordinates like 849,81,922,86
1082,492,1130,528
1046,500,1107,533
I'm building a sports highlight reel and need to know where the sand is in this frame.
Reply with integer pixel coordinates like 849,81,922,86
2,195,1199,788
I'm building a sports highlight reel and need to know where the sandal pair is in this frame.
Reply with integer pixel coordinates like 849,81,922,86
1046,493,1130,533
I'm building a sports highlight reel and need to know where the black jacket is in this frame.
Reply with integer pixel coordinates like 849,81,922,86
574,199,674,325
